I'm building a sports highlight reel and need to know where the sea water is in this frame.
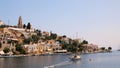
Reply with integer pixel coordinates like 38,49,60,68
0,51,120,68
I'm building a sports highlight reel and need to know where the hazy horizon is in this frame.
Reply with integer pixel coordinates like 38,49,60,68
0,0,120,50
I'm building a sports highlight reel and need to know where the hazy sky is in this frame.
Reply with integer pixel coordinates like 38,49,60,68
0,0,120,50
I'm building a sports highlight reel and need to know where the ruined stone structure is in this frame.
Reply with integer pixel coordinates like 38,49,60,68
18,16,23,28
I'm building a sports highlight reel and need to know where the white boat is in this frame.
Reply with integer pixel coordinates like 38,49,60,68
70,54,81,60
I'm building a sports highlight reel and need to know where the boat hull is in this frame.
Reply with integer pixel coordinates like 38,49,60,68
70,55,81,61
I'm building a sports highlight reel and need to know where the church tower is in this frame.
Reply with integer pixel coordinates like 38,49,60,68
18,16,23,28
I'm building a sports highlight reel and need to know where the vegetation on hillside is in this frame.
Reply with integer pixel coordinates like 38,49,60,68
15,44,26,54
3,47,10,54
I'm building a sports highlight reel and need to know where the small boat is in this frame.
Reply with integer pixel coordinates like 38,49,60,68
70,53,81,60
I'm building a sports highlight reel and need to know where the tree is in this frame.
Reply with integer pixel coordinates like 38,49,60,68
15,44,26,54
72,40,78,47
50,33,57,40
61,42,68,49
23,37,32,44
27,22,31,30
67,44,77,53
0,25,6,28
108,47,112,51
82,40,88,44
23,35,40,44
3,47,10,53
63,35,67,38
101,47,105,51
61,40,79,53
23,24,26,29
78,44,84,52
56,36,62,43
35,29,42,36
32,35,40,43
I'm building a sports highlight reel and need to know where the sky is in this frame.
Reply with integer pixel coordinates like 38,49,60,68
0,0,120,50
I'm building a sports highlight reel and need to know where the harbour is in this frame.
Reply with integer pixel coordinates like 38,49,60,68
0,51,120,68
0,0,120,68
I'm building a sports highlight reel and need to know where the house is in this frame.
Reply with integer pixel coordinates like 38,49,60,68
46,40,61,51
82,43,99,53
24,42,51,54
37,43,49,54
24,44,38,54
0,51,4,55
42,31,50,36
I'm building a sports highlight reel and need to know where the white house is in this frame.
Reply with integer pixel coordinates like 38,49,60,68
24,44,38,53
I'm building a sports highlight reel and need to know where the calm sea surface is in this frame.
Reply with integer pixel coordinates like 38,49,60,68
0,51,120,68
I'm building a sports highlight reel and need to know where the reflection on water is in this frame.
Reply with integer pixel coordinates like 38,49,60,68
0,51,120,68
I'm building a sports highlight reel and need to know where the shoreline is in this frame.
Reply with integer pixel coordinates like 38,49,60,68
0,50,113,58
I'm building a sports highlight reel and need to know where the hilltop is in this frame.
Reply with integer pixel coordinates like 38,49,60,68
0,17,112,55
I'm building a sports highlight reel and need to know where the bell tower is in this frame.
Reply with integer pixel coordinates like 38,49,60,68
18,16,23,28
